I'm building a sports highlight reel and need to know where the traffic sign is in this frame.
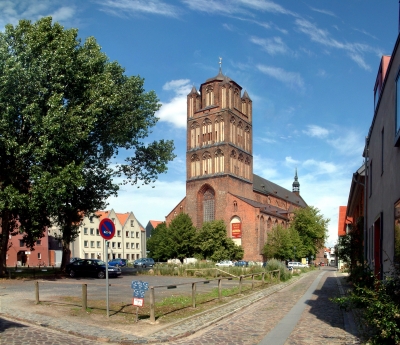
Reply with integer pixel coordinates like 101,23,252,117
99,218,115,240
132,298,144,307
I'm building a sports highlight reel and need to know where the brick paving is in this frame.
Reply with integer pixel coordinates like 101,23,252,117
0,268,361,344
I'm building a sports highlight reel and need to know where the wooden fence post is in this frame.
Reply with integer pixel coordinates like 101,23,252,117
218,278,222,301
239,275,243,294
262,272,265,284
192,282,196,308
252,274,254,289
149,287,155,323
35,281,39,304
82,284,87,310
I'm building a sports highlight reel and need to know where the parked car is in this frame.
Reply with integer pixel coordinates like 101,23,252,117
108,259,127,267
215,260,233,267
234,260,248,267
66,259,121,279
287,261,308,269
133,258,155,268
69,257,80,263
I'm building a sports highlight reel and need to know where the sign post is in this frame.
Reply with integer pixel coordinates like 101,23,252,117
131,280,149,322
99,218,115,318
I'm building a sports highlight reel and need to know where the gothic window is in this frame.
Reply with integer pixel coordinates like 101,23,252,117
221,87,226,108
234,88,240,108
267,218,272,230
233,201,238,212
237,122,243,148
202,118,212,145
190,122,200,148
230,150,238,175
244,126,250,151
214,149,224,173
206,86,214,106
191,154,200,177
245,157,251,179
215,117,224,142
259,216,265,254
203,189,215,222
230,117,236,145
229,87,232,109
202,151,212,175
189,97,194,117
242,100,246,115
238,153,244,177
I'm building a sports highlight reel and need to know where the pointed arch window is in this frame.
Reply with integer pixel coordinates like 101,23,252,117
230,117,236,145
202,151,212,175
190,122,200,148
244,126,250,152
259,216,265,254
202,118,212,146
234,88,240,108
238,153,244,177
230,150,238,175
203,189,215,222
229,87,232,109
206,86,214,106
244,157,251,179
242,100,247,115
214,149,224,173
215,117,224,142
237,122,243,148
191,154,200,177
221,86,227,108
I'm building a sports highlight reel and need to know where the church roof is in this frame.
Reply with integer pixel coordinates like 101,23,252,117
205,70,232,83
252,174,307,208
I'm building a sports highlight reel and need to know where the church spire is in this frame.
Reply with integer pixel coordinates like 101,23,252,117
292,168,300,195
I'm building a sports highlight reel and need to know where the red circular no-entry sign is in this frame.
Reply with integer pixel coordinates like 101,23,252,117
99,218,115,240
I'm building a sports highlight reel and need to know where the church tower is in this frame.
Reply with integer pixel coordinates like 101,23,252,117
185,61,254,228
292,168,300,195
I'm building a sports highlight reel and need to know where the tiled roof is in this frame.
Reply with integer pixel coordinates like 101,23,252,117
150,220,163,229
253,174,307,208
116,212,130,226
96,210,109,220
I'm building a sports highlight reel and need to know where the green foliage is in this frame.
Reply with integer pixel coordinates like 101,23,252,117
195,220,244,261
265,259,292,281
333,267,400,344
289,206,329,258
147,216,243,262
0,17,175,273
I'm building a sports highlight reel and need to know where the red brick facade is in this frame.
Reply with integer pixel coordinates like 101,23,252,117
166,69,307,261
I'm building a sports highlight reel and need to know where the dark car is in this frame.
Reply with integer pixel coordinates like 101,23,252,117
108,258,127,267
133,258,155,268
234,260,248,267
66,259,121,279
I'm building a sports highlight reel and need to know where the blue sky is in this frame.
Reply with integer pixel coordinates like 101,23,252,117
2,1,399,247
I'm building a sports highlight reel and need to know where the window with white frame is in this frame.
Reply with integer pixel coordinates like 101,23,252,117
126,243,129,249
84,228,88,235
136,243,139,249
91,241,95,248
38,253,41,259
131,231,134,238
131,243,135,249
126,231,129,237
136,232,139,238
118,242,121,248
90,228,94,235
117,230,121,237
97,241,101,248
84,241,88,247
112,242,115,248
131,220,134,227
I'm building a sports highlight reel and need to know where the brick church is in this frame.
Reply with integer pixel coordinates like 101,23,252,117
166,66,307,261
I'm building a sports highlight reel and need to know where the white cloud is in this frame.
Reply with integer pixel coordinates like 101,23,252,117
309,7,336,17
253,154,279,180
303,159,338,175
285,156,300,166
303,125,330,138
294,18,379,70
0,1,76,29
97,0,180,17
250,36,288,55
327,129,365,156
256,64,304,90
107,179,186,225
157,79,191,128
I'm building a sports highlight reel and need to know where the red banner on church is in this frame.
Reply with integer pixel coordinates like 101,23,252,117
231,223,242,238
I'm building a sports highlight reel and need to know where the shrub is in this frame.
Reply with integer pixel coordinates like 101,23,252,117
265,259,291,281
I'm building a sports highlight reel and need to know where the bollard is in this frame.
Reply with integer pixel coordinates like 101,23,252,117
239,275,243,294
82,284,87,311
192,282,196,308
35,281,39,304
149,287,155,323
218,278,222,301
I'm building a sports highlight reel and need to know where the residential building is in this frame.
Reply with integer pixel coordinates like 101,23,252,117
166,67,307,261
146,220,163,238
70,209,145,262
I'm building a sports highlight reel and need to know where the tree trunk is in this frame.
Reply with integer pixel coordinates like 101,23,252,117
0,210,11,277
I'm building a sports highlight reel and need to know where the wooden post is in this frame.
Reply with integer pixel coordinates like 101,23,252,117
192,282,196,308
262,272,265,284
35,281,39,304
239,275,243,294
149,287,155,323
82,284,87,311
218,278,222,301
278,269,280,282
252,274,254,289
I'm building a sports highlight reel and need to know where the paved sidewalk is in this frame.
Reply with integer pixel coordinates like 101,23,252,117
0,269,361,344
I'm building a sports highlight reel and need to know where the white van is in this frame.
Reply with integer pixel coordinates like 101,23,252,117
287,261,307,268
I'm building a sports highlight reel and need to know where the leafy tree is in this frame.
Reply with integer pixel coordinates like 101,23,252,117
147,222,171,261
289,206,329,259
167,213,197,260
196,220,244,261
0,17,175,275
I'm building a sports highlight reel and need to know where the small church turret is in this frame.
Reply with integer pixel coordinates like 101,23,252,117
292,168,300,195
